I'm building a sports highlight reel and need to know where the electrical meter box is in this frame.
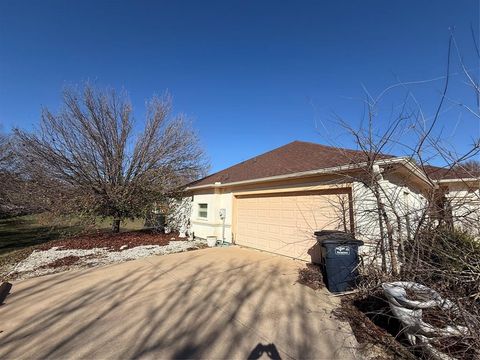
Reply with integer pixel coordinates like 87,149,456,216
219,208,226,220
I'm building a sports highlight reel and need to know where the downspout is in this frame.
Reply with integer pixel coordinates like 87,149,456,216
218,208,226,245
222,215,226,245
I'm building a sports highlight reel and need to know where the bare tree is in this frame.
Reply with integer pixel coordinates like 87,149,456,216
0,132,11,165
0,132,15,216
15,84,207,232
330,105,415,276
323,32,480,359
455,159,480,175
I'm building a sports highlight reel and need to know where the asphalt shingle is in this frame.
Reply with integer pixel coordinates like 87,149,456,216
190,140,393,187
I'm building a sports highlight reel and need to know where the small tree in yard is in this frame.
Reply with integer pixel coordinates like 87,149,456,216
15,84,207,232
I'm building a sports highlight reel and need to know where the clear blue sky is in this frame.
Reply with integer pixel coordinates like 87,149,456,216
1,1,479,172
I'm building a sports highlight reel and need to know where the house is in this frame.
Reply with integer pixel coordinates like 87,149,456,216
184,141,480,262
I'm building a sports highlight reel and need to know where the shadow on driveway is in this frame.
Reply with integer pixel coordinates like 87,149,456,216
0,247,357,359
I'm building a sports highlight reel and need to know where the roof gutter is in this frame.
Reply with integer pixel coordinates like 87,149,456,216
436,178,480,184
185,157,432,191
402,160,437,187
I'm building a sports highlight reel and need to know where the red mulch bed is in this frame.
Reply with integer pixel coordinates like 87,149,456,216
37,230,183,251
42,255,82,269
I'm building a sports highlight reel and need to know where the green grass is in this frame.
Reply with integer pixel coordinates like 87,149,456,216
0,215,146,256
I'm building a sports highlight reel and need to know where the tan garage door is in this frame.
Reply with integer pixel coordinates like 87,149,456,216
234,189,352,261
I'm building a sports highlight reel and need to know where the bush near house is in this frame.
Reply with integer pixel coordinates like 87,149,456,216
337,226,480,359
404,227,480,301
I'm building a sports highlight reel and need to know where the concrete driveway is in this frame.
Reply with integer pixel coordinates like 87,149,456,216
0,247,358,359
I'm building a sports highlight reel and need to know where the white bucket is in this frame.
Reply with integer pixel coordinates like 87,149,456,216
206,236,217,247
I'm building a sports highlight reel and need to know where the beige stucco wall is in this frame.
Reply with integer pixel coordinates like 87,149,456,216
445,183,480,237
352,172,428,267
190,190,234,242
353,179,427,240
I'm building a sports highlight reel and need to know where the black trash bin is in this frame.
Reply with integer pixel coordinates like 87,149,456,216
314,230,364,293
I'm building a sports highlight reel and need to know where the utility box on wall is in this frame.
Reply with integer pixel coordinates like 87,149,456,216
219,208,226,220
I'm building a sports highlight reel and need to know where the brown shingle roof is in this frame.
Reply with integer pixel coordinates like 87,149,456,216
423,164,480,180
189,141,394,187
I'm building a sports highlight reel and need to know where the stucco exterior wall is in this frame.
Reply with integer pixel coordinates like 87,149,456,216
189,191,234,242
445,184,480,237
352,173,428,266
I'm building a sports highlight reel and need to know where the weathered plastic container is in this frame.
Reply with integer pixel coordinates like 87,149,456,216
315,230,364,293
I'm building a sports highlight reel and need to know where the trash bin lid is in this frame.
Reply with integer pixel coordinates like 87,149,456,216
321,239,364,246
314,230,363,246
314,230,355,239
314,230,353,237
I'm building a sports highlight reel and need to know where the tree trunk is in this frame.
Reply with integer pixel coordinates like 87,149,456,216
377,198,398,276
112,218,121,233
375,194,388,273
374,185,398,276
395,213,404,263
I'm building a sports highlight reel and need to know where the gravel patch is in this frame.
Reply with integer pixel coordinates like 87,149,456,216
0,247,34,281
9,240,206,281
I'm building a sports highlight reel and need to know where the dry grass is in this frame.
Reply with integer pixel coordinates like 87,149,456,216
297,263,325,290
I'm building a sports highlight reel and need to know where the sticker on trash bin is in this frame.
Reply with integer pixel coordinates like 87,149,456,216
335,246,350,255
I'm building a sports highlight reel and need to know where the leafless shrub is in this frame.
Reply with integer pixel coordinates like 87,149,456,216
0,132,13,214
323,31,480,358
0,133,28,217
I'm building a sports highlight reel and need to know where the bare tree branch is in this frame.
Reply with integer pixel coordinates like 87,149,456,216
14,84,208,231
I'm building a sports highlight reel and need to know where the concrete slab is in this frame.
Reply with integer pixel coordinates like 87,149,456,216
0,246,359,359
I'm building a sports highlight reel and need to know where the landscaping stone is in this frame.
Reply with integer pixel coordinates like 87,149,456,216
9,240,206,281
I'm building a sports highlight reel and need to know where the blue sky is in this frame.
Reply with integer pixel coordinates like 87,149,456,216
1,1,479,172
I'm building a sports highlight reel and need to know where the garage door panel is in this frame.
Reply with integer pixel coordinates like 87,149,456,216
235,191,351,261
